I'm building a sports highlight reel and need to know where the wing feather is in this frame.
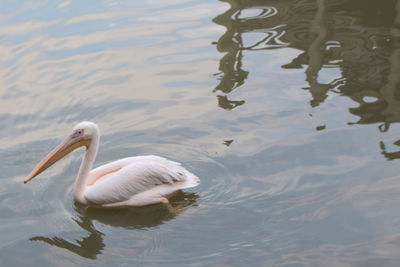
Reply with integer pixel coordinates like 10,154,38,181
84,157,193,205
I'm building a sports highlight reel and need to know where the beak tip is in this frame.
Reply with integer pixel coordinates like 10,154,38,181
23,180,28,184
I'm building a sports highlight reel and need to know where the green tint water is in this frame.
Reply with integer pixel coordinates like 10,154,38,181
1,0,400,266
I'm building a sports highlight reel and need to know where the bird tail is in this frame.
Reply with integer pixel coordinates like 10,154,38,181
158,157,200,189
168,163,200,189
181,170,200,189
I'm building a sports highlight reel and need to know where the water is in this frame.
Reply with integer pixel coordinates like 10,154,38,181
1,0,400,266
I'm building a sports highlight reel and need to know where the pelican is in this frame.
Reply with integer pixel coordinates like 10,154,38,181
24,121,200,208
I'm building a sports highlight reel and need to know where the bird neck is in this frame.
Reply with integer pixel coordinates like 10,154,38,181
73,133,99,204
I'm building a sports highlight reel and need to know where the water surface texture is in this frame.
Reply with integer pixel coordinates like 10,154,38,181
2,0,400,266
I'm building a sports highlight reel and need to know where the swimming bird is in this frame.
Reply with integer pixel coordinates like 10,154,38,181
24,121,200,208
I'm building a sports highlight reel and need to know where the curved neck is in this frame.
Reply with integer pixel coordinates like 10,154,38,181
73,133,99,204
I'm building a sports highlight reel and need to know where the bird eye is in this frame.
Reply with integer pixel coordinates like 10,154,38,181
70,129,85,139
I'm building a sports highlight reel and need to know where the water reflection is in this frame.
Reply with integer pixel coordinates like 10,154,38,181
3,0,400,265
380,141,400,160
213,1,248,110
303,0,335,107
29,192,198,259
213,0,400,154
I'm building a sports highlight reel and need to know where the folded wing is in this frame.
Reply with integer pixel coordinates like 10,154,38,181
84,156,196,205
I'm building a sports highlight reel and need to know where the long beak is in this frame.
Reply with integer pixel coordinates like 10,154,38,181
24,136,90,184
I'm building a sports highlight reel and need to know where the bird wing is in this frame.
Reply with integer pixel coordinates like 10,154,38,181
83,157,190,205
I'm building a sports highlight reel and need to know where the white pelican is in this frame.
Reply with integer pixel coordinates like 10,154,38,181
24,121,200,208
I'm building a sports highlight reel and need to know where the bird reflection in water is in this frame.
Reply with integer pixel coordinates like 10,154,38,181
29,191,198,259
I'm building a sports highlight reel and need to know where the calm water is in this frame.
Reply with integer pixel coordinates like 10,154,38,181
1,0,400,266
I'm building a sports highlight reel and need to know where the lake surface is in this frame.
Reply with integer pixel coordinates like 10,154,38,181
1,0,400,266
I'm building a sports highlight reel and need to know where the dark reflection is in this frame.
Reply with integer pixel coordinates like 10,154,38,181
223,139,234,146
29,192,198,259
380,140,400,161
213,1,249,110
303,0,336,107
217,95,245,110
214,0,400,158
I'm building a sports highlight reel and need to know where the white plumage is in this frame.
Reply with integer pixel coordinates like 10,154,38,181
85,156,199,206
24,122,200,208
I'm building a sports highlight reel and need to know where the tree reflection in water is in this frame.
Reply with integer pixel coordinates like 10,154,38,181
29,192,198,259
